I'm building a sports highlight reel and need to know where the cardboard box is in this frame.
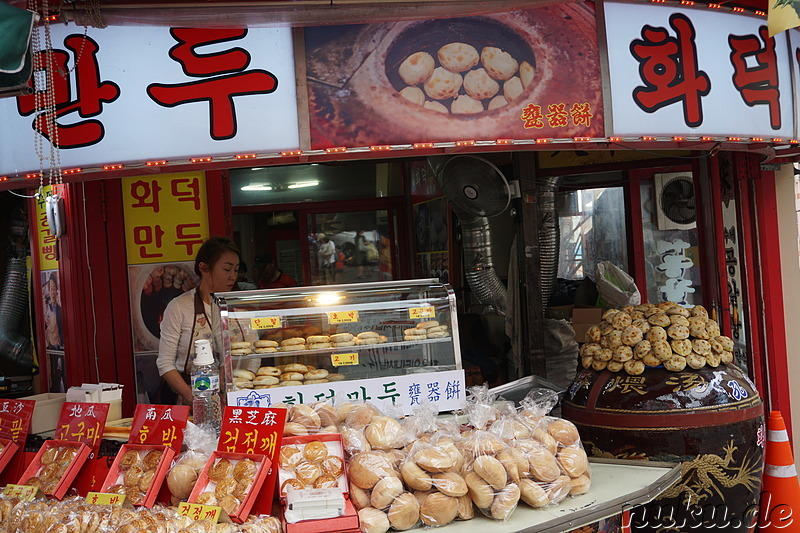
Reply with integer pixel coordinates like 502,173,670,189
19,393,66,434
189,450,271,523
18,440,91,499
572,307,604,342
545,305,574,320
101,443,175,507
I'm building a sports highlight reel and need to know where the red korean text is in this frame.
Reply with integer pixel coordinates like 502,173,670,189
147,29,277,140
729,26,781,130
630,14,710,128
17,35,120,148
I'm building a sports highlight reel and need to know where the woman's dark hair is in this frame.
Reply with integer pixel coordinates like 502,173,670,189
194,237,240,277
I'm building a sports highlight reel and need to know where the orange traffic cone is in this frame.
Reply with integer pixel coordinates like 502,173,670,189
761,411,800,532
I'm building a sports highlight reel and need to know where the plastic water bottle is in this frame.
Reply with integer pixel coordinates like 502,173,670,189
192,339,222,435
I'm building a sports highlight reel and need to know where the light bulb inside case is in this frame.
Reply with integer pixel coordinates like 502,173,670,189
46,194,65,238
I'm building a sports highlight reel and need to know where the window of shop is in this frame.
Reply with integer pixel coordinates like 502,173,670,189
229,162,403,206
557,187,628,281
231,161,405,287
307,210,393,285
640,175,703,305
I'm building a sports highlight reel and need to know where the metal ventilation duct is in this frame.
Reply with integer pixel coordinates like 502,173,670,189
0,257,32,369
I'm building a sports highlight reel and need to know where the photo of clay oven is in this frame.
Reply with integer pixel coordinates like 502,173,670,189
304,3,603,148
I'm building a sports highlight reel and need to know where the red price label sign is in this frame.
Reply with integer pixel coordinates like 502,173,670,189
409,306,435,319
331,353,359,367
327,311,359,324
179,502,222,522
85,492,126,506
130,405,190,450
4,484,37,501
250,316,282,330
55,402,110,456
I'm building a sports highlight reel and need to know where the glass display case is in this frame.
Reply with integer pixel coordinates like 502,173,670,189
212,279,465,412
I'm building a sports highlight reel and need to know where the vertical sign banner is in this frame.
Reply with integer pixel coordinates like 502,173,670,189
55,402,110,457
129,405,190,450
34,185,60,271
603,2,794,138
719,153,749,372
0,399,34,445
122,171,209,265
124,171,205,362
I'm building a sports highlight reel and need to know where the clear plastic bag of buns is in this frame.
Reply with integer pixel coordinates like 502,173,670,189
516,389,592,505
166,422,216,504
334,400,414,458
458,429,520,522
463,384,503,430
395,435,471,528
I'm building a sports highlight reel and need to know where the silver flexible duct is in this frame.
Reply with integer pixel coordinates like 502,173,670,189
0,257,33,369
459,213,508,315
537,176,561,308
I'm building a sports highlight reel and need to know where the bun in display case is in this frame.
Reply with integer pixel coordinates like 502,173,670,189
213,279,465,414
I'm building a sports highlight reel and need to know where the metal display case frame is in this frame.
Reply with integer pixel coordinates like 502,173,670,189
212,279,465,412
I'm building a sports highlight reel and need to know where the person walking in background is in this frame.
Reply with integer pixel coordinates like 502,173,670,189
355,230,368,278
317,233,336,284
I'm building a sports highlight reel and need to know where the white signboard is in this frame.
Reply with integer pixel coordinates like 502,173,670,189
0,26,299,176
227,369,466,415
603,2,794,138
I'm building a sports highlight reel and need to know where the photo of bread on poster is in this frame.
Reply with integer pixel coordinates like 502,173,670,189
304,3,602,148
128,262,198,353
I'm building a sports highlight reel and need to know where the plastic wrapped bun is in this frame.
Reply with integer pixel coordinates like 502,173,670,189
388,492,420,530
342,426,372,456
166,463,197,500
557,447,589,478
419,492,458,527
464,470,494,509
547,475,572,505
455,494,475,520
365,416,406,450
569,474,592,496
472,455,507,491
347,403,380,430
546,419,580,447
370,477,404,509
166,449,208,501
359,506,390,533
490,483,520,521
350,484,372,510
400,458,433,491
349,451,397,489
431,472,468,497
518,479,549,508
414,447,455,473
